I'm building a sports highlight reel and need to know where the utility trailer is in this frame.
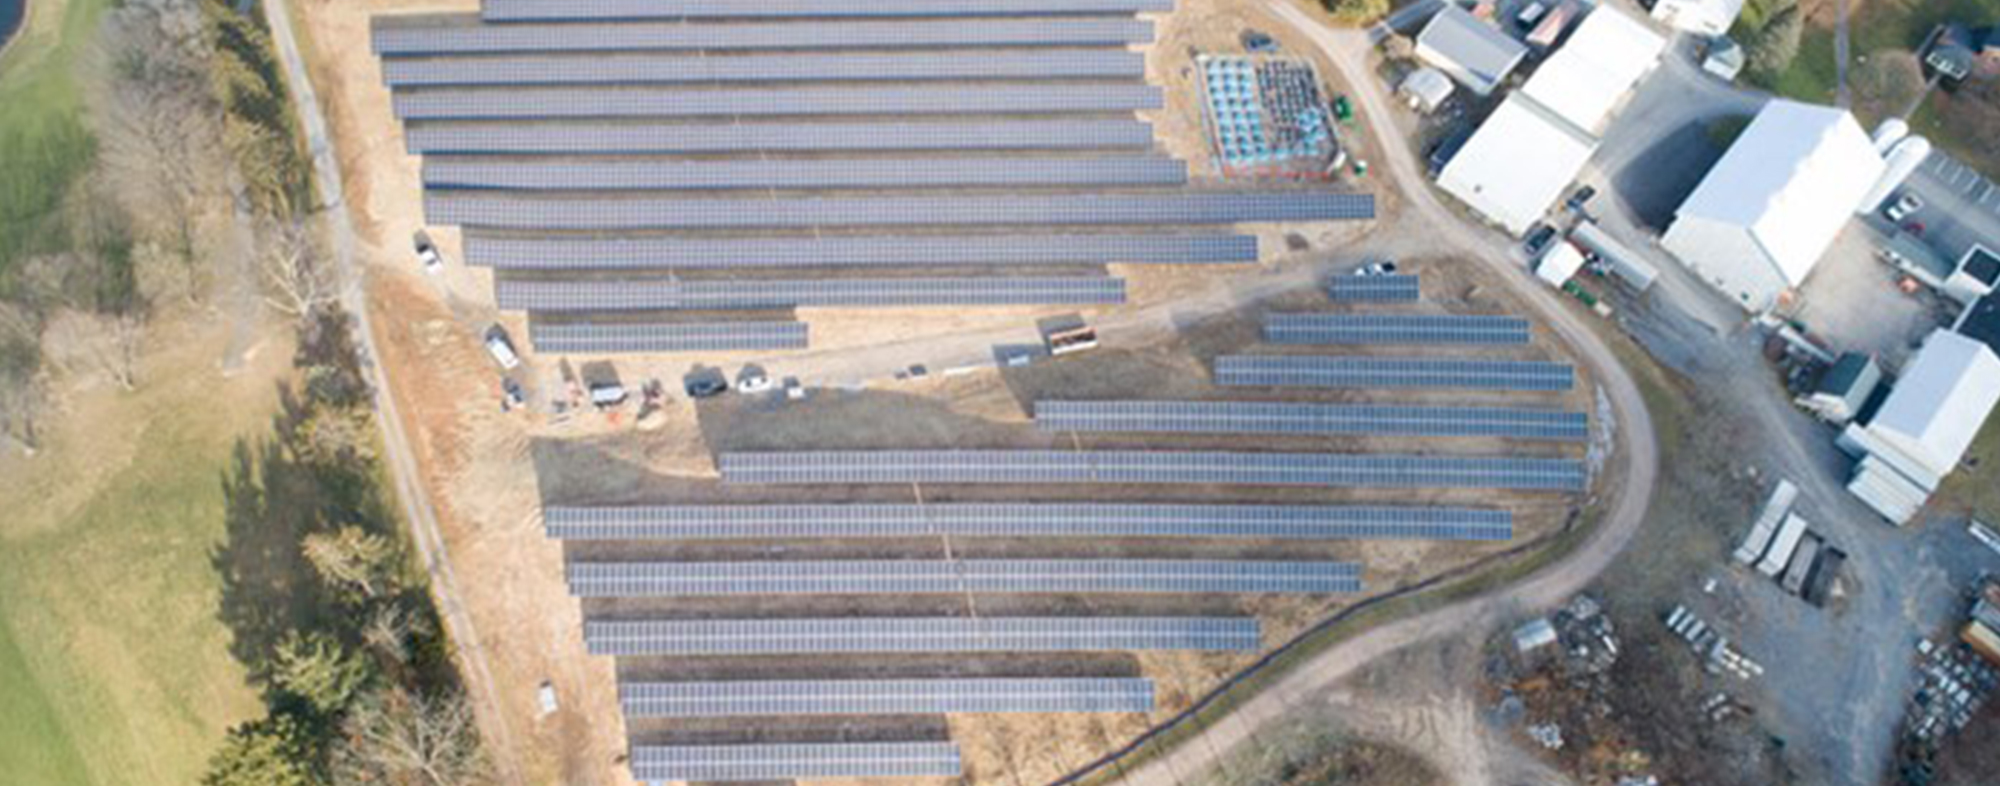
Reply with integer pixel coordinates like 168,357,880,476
1733,480,1799,565
1756,513,1811,578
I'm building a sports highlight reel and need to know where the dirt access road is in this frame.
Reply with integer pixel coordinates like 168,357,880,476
1098,3,1661,784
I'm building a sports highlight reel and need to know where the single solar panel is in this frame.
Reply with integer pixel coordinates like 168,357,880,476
1264,314,1531,345
382,49,1145,87
404,118,1159,155
466,232,1256,270
1215,356,1574,391
372,17,1155,56
629,742,962,783
495,277,1125,311
620,677,1155,717
485,0,1178,22
391,83,1165,120
1325,274,1420,301
529,321,808,353
542,503,1514,541
718,450,1588,490
427,191,1376,230
423,155,1187,191
1035,400,1587,441
584,616,1261,656
564,559,1362,596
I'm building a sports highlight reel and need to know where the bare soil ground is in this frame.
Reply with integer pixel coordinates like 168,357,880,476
297,0,1596,783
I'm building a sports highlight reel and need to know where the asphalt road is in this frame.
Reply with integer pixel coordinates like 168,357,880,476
1098,3,1662,784
263,1,523,782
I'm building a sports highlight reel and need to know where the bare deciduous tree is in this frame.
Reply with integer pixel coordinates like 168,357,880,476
333,689,492,786
301,525,399,602
261,219,338,319
40,309,143,392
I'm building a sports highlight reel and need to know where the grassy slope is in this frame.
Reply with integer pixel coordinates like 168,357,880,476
0,0,102,270
0,320,282,786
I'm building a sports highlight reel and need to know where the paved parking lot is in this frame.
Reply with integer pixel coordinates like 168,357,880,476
1897,152,2000,265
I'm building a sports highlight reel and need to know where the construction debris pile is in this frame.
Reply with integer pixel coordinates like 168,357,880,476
1894,577,2000,785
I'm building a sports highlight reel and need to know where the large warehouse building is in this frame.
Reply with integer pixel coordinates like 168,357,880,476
1841,329,2000,525
1437,6,1665,235
1661,100,1885,312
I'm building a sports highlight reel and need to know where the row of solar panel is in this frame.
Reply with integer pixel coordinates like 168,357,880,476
631,742,962,783
404,118,1160,155
1033,400,1588,441
495,277,1125,311
565,559,1363,597
718,450,1588,491
484,0,1179,23
1264,313,1532,346
466,232,1256,270
620,677,1155,718
1215,356,1575,391
424,155,1188,191
429,192,1378,230
392,83,1166,120
541,502,1514,541
382,49,1146,87
372,17,1155,55
584,616,1260,656
1325,274,1420,301
530,321,807,353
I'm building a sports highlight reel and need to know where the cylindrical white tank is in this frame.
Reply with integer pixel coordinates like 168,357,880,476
1871,118,1910,156
1856,135,1932,216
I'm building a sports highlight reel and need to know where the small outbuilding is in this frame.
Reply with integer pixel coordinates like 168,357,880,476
1536,240,1588,286
1399,66,1456,113
1415,3,1528,96
1927,24,1980,81
1651,0,1745,36
1839,329,2000,524
1798,352,1882,425
1703,36,1746,81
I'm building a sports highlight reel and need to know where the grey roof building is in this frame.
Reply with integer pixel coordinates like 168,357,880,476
1415,4,1528,96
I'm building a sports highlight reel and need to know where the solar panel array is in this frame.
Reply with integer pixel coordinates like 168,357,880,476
496,277,1126,311
429,192,1375,230
377,0,1374,354
1215,355,1576,391
529,321,808,353
631,742,963,783
1035,400,1588,441
467,232,1258,270
483,0,1179,22
1264,313,1532,345
424,155,1189,191
719,450,1588,490
382,49,1147,87
405,118,1161,155
565,559,1362,597
542,502,1514,541
1326,273,1420,301
620,678,1156,718
585,617,1262,656
372,17,1157,55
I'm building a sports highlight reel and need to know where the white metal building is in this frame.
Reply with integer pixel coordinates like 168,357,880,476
1435,6,1665,236
1415,4,1528,96
1519,7,1668,134
1651,0,1745,36
1840,329,2000,524
1662,100,1886,312
1437,94,1597,236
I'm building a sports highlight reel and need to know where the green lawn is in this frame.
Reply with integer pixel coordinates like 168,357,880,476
0,0,108,271
0,617,91,786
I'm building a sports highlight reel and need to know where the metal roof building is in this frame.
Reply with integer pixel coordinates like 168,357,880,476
1840,330,2000,524
1650,0,1745,36
1437,94,1596,236
1518,7,1666,135
1662,100,1885,312
1414,4,1527,96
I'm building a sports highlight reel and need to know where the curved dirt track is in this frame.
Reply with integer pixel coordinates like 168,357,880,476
1098,4,1662,784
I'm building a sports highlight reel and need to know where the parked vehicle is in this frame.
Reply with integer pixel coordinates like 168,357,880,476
483,326,521,370
1972,520,2000,558
1885,192,1924,222
414,231,444,275
1565,185,1597,214
1355,259,1400,277
1524,224,1559,257
736,364,773,393
1241,30,1277,52
685,371,729,399
1045,324,1099,356
588,382,627,408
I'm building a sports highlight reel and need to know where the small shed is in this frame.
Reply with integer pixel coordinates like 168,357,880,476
1703,36,1745,81
1415,4,1528,96
1399,67,1456,113
1537,241,1588,286
1801,352,1882,425
1514,618,1558,654
1927,24,1979,81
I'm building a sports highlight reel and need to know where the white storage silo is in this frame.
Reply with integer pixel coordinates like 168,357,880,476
1856,135,1931,215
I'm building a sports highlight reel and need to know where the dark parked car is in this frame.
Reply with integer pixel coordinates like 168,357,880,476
684,369,729,398
1524,223,1559,257
1565,185,1597,213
